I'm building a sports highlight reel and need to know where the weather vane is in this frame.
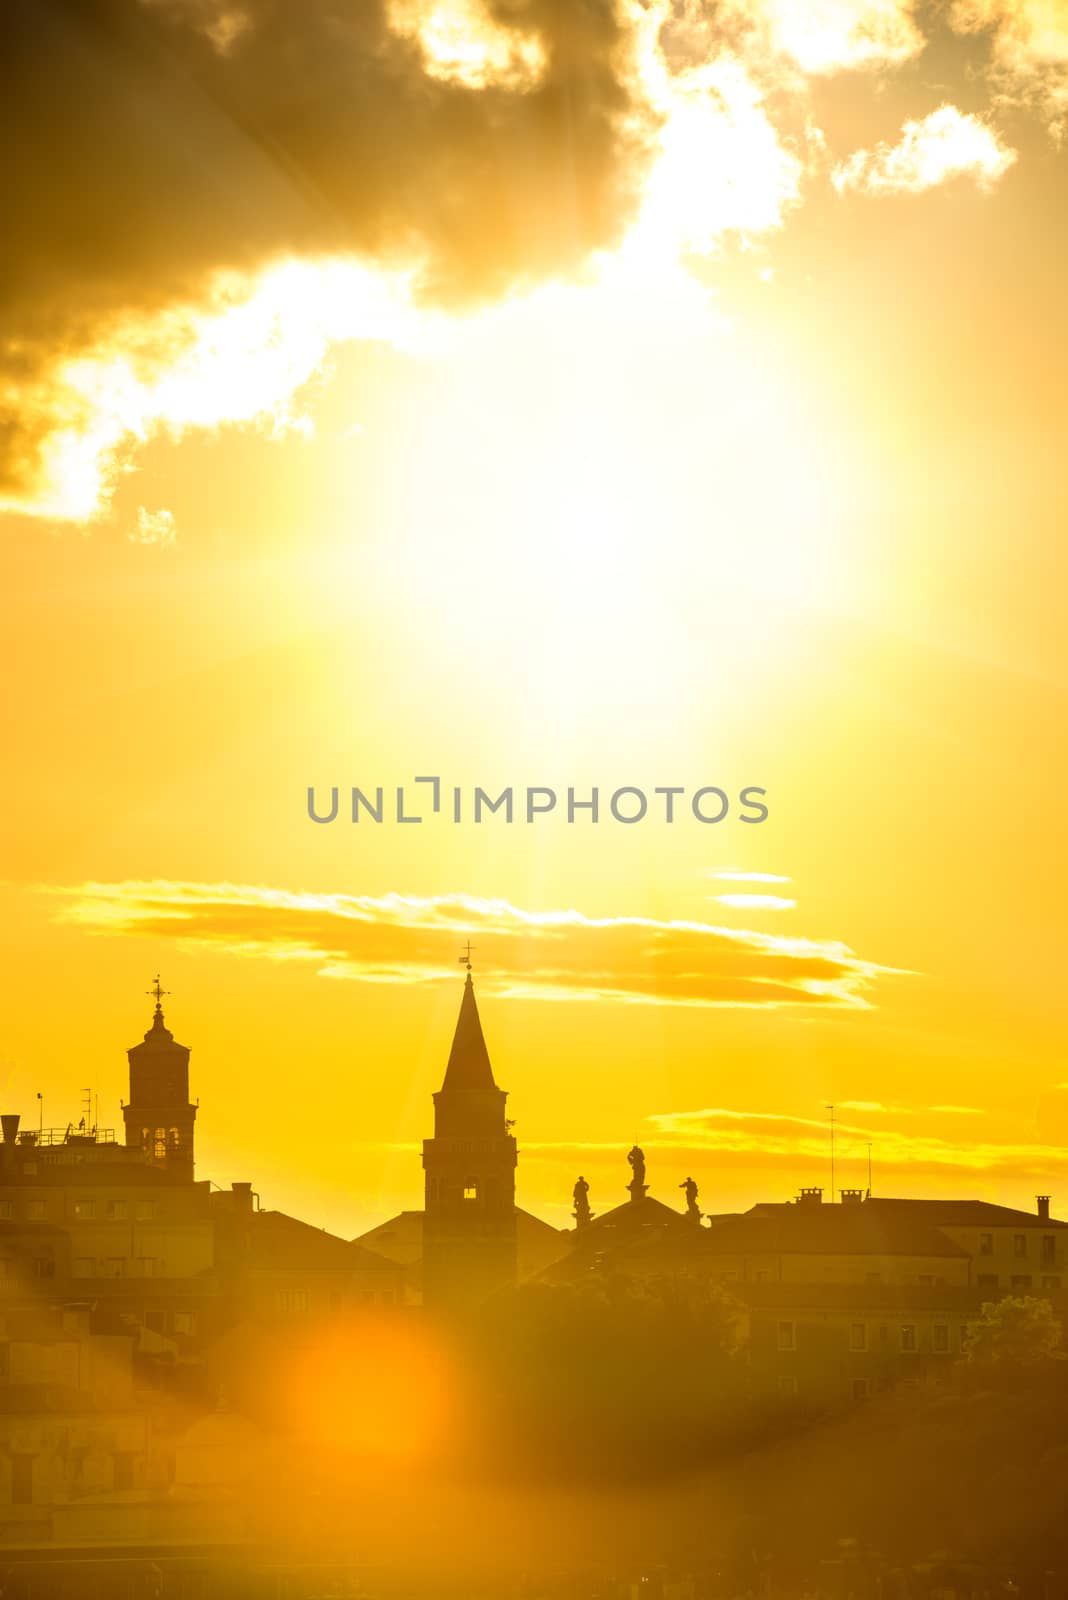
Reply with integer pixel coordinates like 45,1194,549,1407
458,941,475,973
147,975,170,1010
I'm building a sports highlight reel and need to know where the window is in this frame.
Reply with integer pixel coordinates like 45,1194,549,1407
104,1257,126,1278
173,1312,197,1336
104,1199,127,1220
900,1325,917,1352
979,1233,993,1255
26,1200,45,1221
777,1321,796,1351
933,1324,949,1353
133,1257,156,1277
778,1376,798,1396
0,1201,11,1219
153,1129,167,1160
978,1273,998,1288
1042,1236,1056,1265
276,1290,308,1314
1013,1234,1027,1258
11,1455,34,1506
73,1258,95,1278
751,1269,768,1283
462,1179,478,1201
144,1311,166,1333
1042,1276,1062,1291
852,1378,871,1400
72,1199,95,1219
169,1128,180,1149
849,1323,867,1352
134,1200,159,1221
1012,1274,1033,1290
33,1256,54,1278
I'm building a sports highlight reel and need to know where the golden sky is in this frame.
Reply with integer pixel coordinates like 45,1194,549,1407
3,0,1068,1235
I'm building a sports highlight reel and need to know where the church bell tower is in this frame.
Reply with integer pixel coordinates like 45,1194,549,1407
422,952,517,1309
122,978,197,1179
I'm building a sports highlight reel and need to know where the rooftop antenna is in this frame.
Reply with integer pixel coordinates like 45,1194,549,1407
81,1088,91,1131
867,1141,873,1199
825,1103,836,1202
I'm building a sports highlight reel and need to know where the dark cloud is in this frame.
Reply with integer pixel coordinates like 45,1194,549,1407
0,0,650,496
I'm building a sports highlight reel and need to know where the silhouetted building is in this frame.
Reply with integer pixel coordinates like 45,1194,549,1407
421,964,519,1309
122,978,198,1177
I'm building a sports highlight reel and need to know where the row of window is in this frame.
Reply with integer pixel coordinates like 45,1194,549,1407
0,1256,55,1278
139,1127,184,1158
143,1309,197,1336
779,1377,882,1400
976,1273,1061,1290
0,1198,163,1222
273,1288,398,1314
978,1232,1057,1262
73,1257,161,1277
4,1450,139,1505
778,1320,958,1353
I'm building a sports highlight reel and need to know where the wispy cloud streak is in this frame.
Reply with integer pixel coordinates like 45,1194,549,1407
48,880,901,1010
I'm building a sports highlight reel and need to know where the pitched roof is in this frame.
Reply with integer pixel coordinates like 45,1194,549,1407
246,1211,401,1274
863,1198,1066,1230
702,1207,970,1259
354,1208,569,1276
583,1195,688,1236
441,974,497,1092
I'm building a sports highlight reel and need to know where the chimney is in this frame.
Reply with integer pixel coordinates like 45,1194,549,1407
840,1188,864,1205
1,1114,20,1144
231,1181,254,1214
1037,1195,1051,1221
797,1187,823,1208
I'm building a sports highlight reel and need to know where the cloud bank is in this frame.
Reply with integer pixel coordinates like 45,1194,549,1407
1,0,1040,523
50,880,899,1009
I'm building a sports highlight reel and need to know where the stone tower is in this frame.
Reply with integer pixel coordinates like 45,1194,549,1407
422,962,517,1309
122,979,197,1178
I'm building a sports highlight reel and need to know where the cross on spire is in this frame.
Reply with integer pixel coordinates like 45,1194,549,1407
147,975,170,1014
458,941,475,973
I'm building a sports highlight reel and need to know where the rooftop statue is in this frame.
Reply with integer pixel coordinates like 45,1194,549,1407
573,1174,592,1229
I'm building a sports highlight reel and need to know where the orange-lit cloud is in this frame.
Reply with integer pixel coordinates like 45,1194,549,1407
386,0,548,91
756,0,924,74
639,1105,1068,1185
950,0,1068,137
832,105,1017,195
50,880,899,1010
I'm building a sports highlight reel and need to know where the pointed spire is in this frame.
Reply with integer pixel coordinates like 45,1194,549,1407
442,967,497,1092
